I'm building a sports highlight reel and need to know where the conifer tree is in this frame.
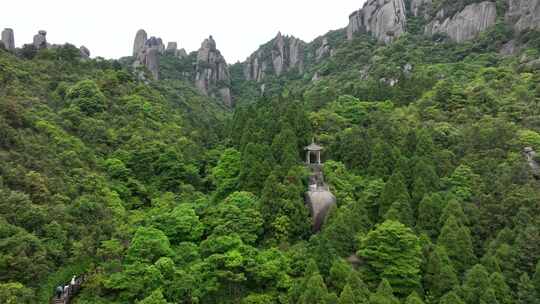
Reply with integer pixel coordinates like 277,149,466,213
346,271,370,302
460,264,490,304
300,274,329,304
384,200,414,227
328,259,353,293
416,193,444,239
423,246,458,299
437,215,475,274
517,273,539,304
405,292,425,304
533,261,540,300
439,291,465,304
369,279,400,304
358,220,421,296
489,272,513,304
378,172,410,218
338,284,356,304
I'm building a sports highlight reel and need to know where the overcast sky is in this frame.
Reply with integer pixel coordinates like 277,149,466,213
2,0,365,63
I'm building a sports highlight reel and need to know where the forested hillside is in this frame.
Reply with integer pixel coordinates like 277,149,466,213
2,0,540,303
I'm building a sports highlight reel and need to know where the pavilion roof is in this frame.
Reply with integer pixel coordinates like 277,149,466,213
305,142,323,151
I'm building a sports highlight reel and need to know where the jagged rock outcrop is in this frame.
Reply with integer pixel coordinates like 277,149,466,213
166,42,177,52
425,2,497,43
79,46,90,59
506,0,540,32
133,30,163,80
2,28,15,50
316,37,332,62
33,30,48,49
195,36,233,107
347,0,407,43
524,147,540,178
166,42,188,58
244,32,305,82
411,0,432,18
133,29,147,56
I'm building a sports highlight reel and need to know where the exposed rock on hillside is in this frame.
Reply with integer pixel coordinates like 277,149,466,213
411,0,432,18
165,41,187,58
1,28,15,50
133,30,164,80
506,0,540,32
195,36,233,107
133,29,147,56
79,46,90,59
347,0,407,43
425,1,497,43
316,37,332,62
33,30,48,49
244,32,305,82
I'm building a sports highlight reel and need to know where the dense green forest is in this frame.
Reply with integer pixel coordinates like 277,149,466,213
2,4,540,304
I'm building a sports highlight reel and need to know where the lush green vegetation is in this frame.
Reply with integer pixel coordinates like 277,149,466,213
1,12,540,304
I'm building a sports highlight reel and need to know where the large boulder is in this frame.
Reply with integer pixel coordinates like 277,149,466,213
33,30,47,49
244,32,305,81
315,37,332,62
305,190,337,232
133,29,147,56
506,0,540,32
425,1,497,43
1,28,15,50
347,0,407,44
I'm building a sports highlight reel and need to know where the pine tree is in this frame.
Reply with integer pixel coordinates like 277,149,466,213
328,259,353,293
437,215,475,274
405,292,425,304
384,200,414,227
423,246,458,299
300,274,329,304
533,261,540,300
517,273,539,304
338,284,356,304
346,271,370,302
367,142,394,180
369,279,400,304
378,172,410,218
439,291,465,304
489,272,513,304
411,158,439,206
460,264,491,304
358,220,421,296
416,193,444,239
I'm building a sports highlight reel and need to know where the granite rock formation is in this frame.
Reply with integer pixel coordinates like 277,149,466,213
244,32,305,82
1,28,15,50
195,36,233,107
506,0,540,32
425,2,497,43
316,37,332,62
133,30,163,80
133,29,147,56
411,0,432,18
347,0,407,43
33,30,48,49
79,46,90,59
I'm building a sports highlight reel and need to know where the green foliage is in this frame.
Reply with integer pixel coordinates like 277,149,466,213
358,220,422,296
66,80,106,115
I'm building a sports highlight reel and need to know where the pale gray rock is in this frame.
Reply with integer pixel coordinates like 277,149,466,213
500,40,519,55
411,0,432,18
166,41,177,52
524,147,540,178
506,0,540,32
195,36,233,106
145,48,160,80
244,32,305,81
425,2,497,43
79,45,90,59
347,0,407,44
33,30,47,49
133,29,147,56
316,37,331,62
175,48,187,58
1,28,15,50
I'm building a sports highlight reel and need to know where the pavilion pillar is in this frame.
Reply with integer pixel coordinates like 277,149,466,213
317,151,321,164
306,151,311,164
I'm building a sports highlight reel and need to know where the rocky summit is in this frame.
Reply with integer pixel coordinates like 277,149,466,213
347,0,407,43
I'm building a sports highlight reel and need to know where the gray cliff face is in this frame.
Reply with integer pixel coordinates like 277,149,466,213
33,30,48,49
411,0,432,18
133,29,147,56
133,31,163,80
244,32,305,82
506,0,540,32
195,36,233,107
1,28,15,50
425,1,497,43
347,0,407,43
79,46,90,59
316,37,332,62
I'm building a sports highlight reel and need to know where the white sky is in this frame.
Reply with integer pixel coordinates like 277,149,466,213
2,0,365,63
